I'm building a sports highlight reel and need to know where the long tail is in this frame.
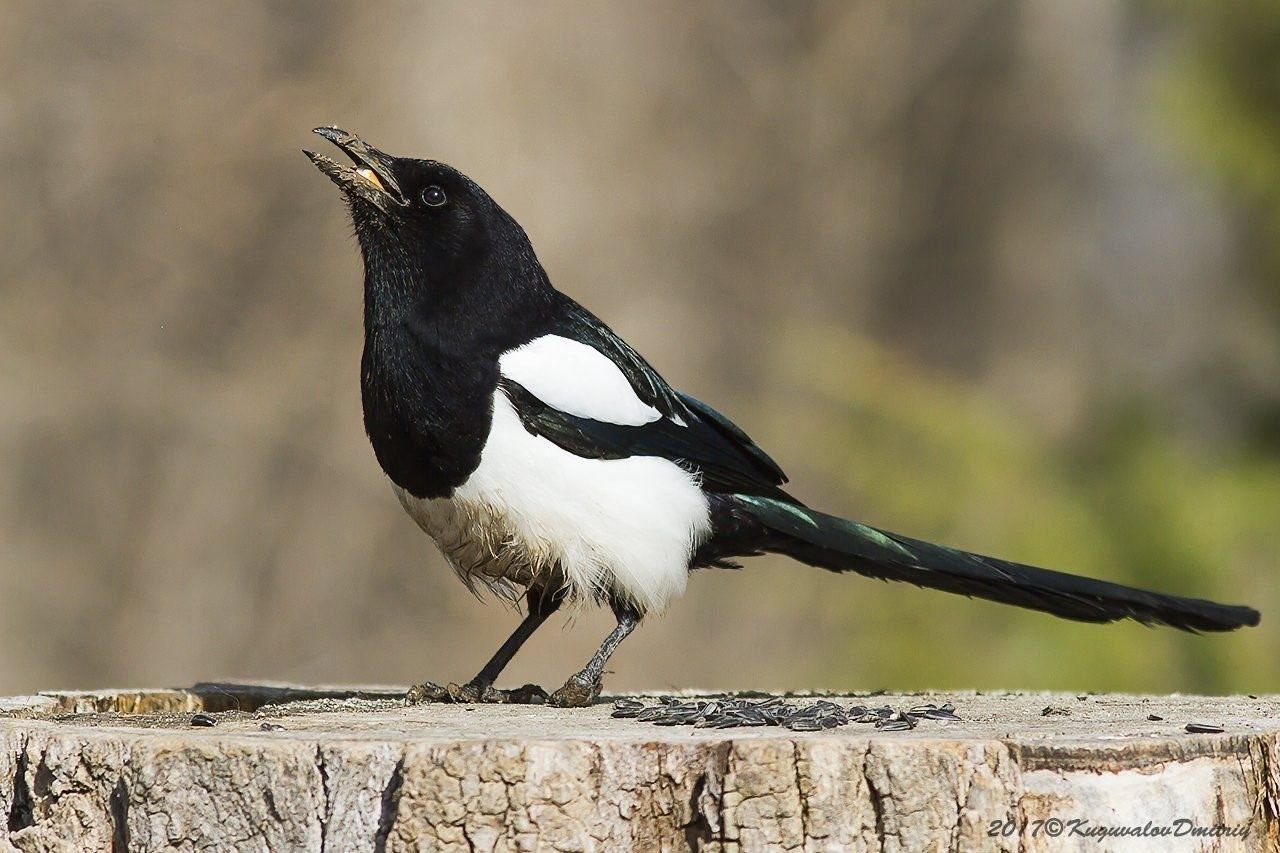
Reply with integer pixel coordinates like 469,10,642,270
722,494,1259,632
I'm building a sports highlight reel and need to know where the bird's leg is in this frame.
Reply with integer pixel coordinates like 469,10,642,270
549,598,641,708
407,585,564,705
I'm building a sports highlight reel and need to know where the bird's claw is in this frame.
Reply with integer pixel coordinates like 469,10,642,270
504,683,550,704
406,680,549,705
549,674,602,708
448,681,548,704
445,681,488,703
405,681,449,704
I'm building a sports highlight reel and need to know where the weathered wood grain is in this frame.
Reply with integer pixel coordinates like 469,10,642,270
2,685,1276,852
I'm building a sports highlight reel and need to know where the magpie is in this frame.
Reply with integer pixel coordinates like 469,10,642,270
305,127,1260,707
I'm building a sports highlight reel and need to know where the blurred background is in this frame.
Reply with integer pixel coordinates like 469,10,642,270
1,1,1277,698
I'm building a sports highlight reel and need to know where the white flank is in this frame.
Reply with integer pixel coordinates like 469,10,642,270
395,390,711,614
498,334,662,426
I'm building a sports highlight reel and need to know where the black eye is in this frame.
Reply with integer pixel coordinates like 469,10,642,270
421,185,447,207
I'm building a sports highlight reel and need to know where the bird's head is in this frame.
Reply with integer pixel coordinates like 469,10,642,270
305,126,508,283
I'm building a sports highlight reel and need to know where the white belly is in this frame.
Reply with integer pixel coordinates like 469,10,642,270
394,391,711,614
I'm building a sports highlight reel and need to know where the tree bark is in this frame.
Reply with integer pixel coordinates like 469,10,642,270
1,685,1276,852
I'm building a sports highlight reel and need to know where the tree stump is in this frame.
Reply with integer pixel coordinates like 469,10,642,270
1,684,1276,851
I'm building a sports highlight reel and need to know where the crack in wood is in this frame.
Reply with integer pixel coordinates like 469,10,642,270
372,755,405,852
6,741,32,832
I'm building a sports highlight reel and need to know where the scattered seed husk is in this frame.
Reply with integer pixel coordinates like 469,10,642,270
608,696,957,732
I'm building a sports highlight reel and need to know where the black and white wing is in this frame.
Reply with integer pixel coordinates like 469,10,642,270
498,299,792,500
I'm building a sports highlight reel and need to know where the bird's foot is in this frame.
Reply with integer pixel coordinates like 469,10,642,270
502,683,550,704
405,681,449,704
406,680,548,705
446,681,499,703
549,674,602,708
449,681,549,704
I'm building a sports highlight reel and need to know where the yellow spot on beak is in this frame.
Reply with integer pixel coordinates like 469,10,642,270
356,168,385,191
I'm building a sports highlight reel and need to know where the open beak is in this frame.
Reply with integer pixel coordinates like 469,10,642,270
304,126,407,210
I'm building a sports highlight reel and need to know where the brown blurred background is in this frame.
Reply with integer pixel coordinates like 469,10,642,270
1,1,1277,698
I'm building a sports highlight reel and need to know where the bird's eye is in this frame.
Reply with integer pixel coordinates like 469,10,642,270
421,186,447,207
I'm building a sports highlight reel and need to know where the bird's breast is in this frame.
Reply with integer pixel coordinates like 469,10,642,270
393,389,713,613
360,335,499,499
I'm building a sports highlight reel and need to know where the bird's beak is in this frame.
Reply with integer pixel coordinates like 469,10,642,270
304,126,407,210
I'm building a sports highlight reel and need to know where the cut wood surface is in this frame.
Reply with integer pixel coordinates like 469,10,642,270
1,684,1277,852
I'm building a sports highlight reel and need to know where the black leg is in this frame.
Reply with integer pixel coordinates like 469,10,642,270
549,598,641,708
407,585,564,705
472,585,564,685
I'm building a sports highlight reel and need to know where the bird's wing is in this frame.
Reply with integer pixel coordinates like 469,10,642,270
497,301,790,498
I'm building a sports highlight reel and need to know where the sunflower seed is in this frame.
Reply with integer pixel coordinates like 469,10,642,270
1185,722,1224,734
786,718,825,732
876,718,914,732
876,711,915,731
917,705,962,721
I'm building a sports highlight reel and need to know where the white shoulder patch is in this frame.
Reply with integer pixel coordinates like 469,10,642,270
499,335,662,426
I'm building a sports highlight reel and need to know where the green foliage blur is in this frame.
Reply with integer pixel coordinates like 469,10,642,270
761,2,1280,695
1161,0,1280,290
750,325,1276,694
